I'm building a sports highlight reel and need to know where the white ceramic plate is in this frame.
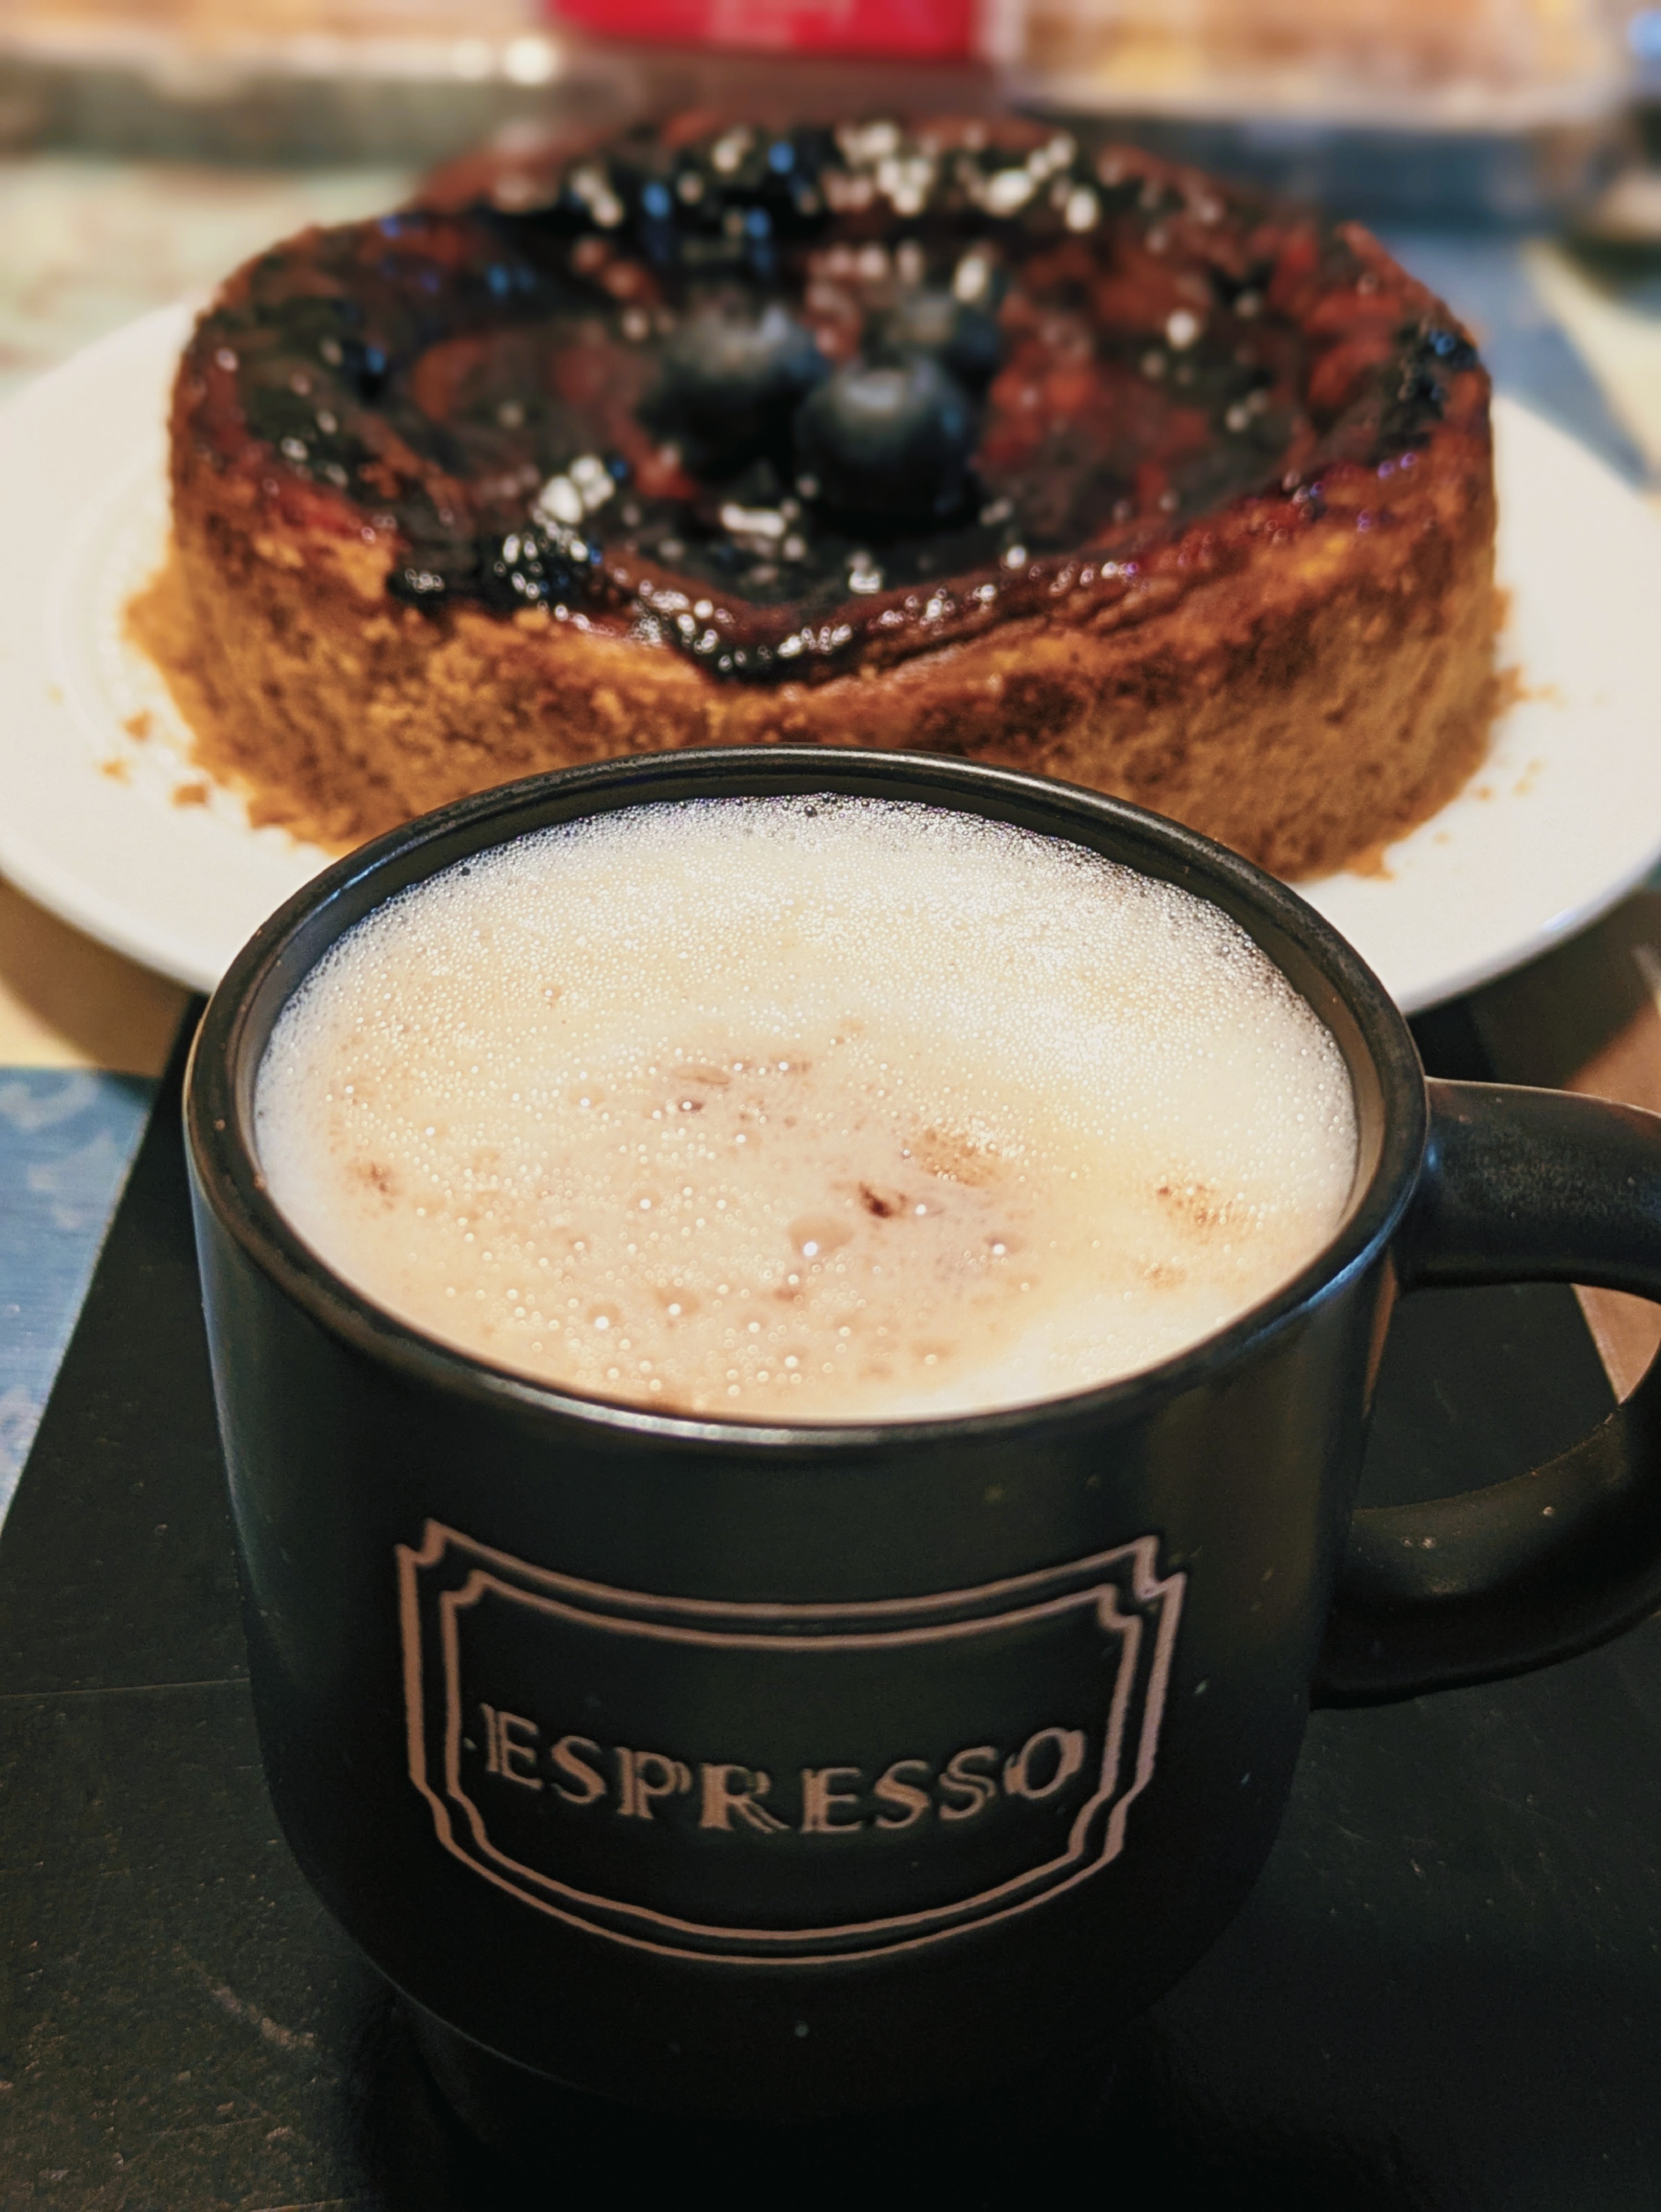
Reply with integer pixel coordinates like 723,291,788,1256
1,302,1659,1007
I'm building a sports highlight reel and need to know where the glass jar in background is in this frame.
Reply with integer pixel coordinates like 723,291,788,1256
1002,0,1635,223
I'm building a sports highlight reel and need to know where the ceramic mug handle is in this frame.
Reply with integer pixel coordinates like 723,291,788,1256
1317,1080,1661,1704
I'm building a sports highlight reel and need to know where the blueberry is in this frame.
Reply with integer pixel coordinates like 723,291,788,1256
793,356,977,525
474,525,592,613
335,336,387,403
1379,320,1479,442
1424,324,1477,369
873,292,1002,390
645,301,828,475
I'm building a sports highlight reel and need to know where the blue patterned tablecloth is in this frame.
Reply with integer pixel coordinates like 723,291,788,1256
0,227,1654,1530
0,1070,156,1518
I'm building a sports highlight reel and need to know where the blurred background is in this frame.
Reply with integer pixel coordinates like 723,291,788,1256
0,0,1650,200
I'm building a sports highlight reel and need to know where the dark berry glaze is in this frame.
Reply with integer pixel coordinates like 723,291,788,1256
183,117,1481,685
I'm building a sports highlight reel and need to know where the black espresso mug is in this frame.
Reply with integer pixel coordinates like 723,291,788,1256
186,748,1661,2127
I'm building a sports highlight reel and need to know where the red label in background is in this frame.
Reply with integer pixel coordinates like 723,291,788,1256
548,0,977,61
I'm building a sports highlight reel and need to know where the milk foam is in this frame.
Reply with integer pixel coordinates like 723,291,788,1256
255,797,1357,1420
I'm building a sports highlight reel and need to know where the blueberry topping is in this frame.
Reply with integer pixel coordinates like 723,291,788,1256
645,300,827,475
794,356,977,525
203,120,1479,681
873,292,1003,390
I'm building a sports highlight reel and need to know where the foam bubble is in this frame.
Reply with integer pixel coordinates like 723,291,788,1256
255,795,1357,1419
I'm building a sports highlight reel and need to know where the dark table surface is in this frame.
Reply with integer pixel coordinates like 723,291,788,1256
2,1008,1660,2210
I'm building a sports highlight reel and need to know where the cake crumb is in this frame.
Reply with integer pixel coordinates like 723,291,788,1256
1515,676,1562,708
123,709,153,741
99,758,130,782
172,779,210,808
1344,837,1396,880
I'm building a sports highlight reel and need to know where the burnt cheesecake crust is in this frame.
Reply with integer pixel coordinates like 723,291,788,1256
144,117,1497,874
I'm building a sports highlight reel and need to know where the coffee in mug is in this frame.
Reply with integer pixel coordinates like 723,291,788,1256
190,750,1661,2130
255,795,1357,1420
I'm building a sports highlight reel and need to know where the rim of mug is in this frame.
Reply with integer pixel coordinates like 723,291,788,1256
185,747,1428,1453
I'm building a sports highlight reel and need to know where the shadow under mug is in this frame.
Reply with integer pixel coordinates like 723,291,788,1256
185,747,1661,2128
